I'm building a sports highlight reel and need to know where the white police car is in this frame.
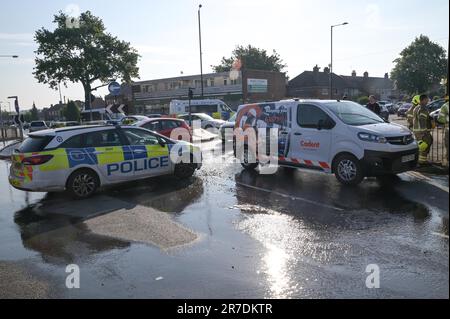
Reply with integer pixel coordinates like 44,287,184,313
9,125,202,198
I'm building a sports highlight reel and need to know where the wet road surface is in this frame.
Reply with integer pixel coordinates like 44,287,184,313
0,140,448,298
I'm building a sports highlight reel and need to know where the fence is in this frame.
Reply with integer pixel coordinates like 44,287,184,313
0,126,21,143
430,125,448,165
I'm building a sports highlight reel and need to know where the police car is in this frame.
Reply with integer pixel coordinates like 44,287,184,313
9,125,202,198
234,99,418,185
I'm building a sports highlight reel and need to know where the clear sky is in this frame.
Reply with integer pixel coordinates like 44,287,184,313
0,0,448,110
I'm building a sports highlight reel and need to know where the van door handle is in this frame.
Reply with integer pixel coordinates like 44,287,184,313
294,132,302,136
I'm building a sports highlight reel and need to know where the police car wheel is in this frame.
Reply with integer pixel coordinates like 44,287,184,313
333,154,364,186
174,163,196,179
67,169,99,199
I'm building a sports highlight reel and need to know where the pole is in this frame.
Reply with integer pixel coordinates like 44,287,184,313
58,82,63,104
198,4,204,98
330,26,333,100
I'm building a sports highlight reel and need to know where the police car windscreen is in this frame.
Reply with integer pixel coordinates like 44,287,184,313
18,136,54,153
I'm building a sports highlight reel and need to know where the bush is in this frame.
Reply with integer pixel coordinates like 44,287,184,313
357,96,369,105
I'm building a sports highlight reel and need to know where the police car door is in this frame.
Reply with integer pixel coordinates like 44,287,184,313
121,128,171,178
289,103,334,169
81,128,132,182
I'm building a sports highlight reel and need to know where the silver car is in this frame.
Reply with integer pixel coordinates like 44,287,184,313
29,121,48,132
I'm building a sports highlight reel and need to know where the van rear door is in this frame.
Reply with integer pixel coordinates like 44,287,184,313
288,103,334,170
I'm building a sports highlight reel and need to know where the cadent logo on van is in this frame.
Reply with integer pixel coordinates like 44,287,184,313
300,140,320,149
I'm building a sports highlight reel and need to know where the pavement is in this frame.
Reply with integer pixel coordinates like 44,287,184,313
0,137,448,299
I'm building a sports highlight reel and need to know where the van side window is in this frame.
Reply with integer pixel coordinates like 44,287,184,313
297,104,334,129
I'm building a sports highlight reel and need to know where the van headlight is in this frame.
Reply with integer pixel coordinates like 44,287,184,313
358,132,387,143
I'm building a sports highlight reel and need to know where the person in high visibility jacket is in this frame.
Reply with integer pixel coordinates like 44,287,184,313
413,94,434,164
406,95,421,130
438,95,449,166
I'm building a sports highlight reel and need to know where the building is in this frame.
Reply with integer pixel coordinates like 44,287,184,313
130,69,287,114
288,65,399,101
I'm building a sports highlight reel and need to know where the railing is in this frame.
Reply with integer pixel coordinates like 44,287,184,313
430,125,448,165
0,126,20,143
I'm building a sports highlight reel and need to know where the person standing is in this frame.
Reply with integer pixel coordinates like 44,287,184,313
366,95,381,116
437,95,449,166
406,95,421,130
413,94,434,164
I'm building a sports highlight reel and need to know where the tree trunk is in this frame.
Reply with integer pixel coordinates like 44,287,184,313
83,82,92,122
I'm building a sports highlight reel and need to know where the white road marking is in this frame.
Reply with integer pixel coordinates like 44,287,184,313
234,181,344,211
431,232,449,239
405,171,449,193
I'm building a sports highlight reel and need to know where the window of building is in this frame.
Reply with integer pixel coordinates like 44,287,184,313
223,79,228,86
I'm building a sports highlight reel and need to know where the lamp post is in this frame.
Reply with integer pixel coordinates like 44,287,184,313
330,22,348,99
198,4,204,98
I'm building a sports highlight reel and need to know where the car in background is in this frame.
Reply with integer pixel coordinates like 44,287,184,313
379,104,389,121
428,99,446,113
29,121,48,132
146,114,162,118
50,121,80,129
133,117,192,141
430,108,443,124
178,113,225,131
120,115,149,125
379,101,395,114
397,103,413,117
219,113,236,142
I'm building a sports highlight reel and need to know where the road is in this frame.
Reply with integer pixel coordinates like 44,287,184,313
0,138,448,298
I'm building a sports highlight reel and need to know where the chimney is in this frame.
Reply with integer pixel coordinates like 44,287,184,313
384,73,389,79
313,64,320,73
352,70,356,77
363,71,369,78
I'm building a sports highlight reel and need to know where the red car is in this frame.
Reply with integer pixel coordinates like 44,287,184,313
133,118,192,141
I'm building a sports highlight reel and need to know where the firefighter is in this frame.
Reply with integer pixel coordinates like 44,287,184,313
406,95,421,130
438,95,449,166
413,94,434,164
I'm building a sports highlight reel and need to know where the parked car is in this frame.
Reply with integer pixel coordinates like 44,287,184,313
379,101,395,114
133,117,192,141
120,115,149,125
397,103,413,117
146,114,162,118
430,108,442,123
219,113,236,142
427,99,446,113
178,113,225,131
29,121,48,132
379,104,390,121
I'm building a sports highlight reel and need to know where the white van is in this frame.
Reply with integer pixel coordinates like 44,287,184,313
169,99,234,120
81,108,125,124
234,99,418,185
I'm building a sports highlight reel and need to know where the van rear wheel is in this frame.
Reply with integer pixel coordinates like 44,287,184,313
240,146,258,170
333,154,364,185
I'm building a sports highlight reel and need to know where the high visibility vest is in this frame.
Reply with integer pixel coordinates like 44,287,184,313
413,106,431,133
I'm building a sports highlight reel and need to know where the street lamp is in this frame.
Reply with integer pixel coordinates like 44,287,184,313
0,55,19,58
330,22,348,99
198,4,204,98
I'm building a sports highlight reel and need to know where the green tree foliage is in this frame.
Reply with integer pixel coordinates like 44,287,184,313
34,11,140,109
212,45,286,73
391,35,447,94
357,96,369,105
64,101,80,122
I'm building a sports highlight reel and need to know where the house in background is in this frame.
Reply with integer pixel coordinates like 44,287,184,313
288,65,399,101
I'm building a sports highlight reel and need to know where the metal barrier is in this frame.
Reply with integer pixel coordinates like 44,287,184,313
0,126,20,143
430,125,449,165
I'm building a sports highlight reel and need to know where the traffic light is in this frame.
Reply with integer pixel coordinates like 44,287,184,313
188,88,194,100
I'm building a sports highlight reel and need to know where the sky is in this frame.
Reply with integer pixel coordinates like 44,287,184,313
0,0,448,110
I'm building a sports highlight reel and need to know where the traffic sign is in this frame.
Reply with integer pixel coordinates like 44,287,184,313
108,82,121,96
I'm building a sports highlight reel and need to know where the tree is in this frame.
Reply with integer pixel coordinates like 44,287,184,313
30,103,39,121
357,96,369,105
34,11,140,110
64,101,80,122
211,45,286,73
391,35,447,94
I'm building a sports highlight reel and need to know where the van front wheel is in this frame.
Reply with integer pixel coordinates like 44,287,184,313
333,154,364,185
